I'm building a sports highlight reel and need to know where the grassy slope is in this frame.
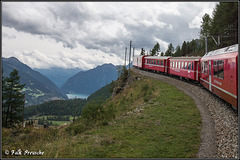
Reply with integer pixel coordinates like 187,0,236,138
2,73,201,158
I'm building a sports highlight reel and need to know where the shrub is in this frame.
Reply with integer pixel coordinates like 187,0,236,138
66,102,116,135
81,102,103,122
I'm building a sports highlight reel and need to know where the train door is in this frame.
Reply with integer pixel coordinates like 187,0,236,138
209,60,212,92
228,58,234,94
165,60,167,73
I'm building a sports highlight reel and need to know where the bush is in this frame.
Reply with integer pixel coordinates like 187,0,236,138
66,121,87,135
117,66,128,82
66,102,116,135
81,102,103,122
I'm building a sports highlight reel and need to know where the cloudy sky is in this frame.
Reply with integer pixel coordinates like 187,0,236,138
2,2,218,70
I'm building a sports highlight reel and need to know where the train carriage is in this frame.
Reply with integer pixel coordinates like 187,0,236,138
200,44,238,109
133,55,148,69
169,57,201,81
144,56,170,73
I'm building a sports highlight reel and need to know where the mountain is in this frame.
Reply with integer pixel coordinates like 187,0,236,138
34,67,82,88
60,63,118,95
2,57,68,106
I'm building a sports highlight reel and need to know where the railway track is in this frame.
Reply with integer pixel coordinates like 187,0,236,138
131,67,238,158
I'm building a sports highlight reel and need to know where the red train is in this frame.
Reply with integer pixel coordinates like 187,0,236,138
133,44,238,110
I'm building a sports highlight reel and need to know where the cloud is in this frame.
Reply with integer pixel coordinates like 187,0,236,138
189,2,217,29
2,2,218,69
2,32,16,39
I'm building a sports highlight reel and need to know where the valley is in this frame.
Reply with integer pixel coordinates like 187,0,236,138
2,57,118,107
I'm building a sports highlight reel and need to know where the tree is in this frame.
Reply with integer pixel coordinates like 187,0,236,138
2,69,25,128
174,45,182,57
182,41,187,56
165,43,174,56
199,2,238,52
151,42,160,56
140,48,145,55
200,13,212,38
210,2,238,47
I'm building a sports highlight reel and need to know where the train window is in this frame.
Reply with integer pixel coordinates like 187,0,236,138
176,62,178,68
213,60,218,77
157,60,159,65
161,60,163,65
181,62,184,69
214,60,224,79
173,61,175,68
204,61,208,74
185,62,188,69
218,60,224,79
192,62,194,70
188,62,191,70
178,62,181,68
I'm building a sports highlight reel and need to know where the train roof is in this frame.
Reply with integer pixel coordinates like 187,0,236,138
133,55,149,58
145,56,170,60
133,55,144,58
203,44,238,57
169,56,201,61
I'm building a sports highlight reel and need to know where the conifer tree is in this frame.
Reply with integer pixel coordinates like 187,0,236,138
2,69,25,128
151,42,160,56
165,43,174,56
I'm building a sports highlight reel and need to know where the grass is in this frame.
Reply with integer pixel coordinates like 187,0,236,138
2,72,202,158
27,115,73,126
48,121,71,125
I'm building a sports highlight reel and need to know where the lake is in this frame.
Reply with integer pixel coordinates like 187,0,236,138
66,93,89,99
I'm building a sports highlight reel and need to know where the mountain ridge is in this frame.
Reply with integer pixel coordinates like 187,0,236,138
34,67,82,88
60,63,118,95
2,57,68,106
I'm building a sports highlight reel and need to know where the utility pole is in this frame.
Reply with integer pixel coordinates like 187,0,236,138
205,36,208,55
133,47,135,57
124,47,127,67
128,41,132,76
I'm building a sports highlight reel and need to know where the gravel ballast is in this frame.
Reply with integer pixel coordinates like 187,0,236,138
132,68,238,159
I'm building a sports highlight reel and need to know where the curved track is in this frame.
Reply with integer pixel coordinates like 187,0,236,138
132,68,238,158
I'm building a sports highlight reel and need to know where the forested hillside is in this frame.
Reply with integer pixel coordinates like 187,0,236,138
24,81,115,119
200,2,238,52
61,63,118,95
24,99,87,119
2,57,67,106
